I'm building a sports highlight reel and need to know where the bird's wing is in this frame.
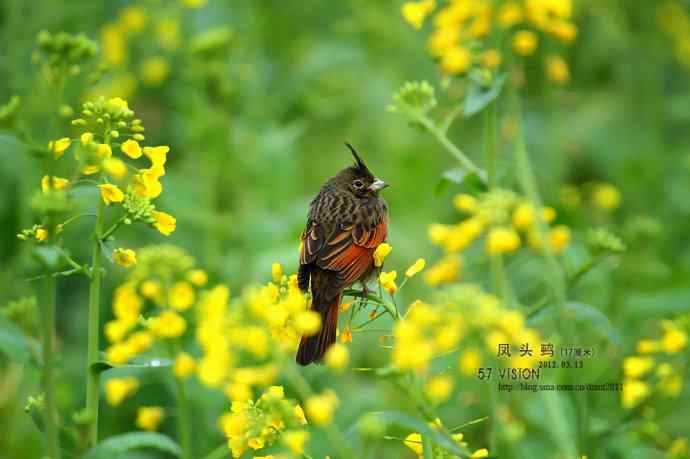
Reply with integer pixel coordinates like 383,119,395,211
300,214,387,285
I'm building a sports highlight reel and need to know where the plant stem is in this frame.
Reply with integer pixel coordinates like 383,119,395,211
484,101,497,188
85,197,104,446
41,276,61,459
174,375,192,459
283,363,355,459
416,115,487,184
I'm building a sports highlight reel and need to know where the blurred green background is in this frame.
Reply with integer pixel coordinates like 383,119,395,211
1,0,690,458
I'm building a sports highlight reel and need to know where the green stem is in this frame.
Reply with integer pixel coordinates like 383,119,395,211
85,197,104,446
484,101,497,188
41,276,61,459
283,363,355,459
174,375,192,459
514,139,566,305
490,254,513,307
416,115,487,183
100,216,126,241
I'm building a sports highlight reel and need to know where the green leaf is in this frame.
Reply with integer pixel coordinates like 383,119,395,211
354,411,471,457
32,245,62,269
83,432,182,459
435,169,487,196
463,74,506,117
0,315,32,362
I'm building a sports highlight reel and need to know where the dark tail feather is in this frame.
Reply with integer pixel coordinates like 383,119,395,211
296,295,340,366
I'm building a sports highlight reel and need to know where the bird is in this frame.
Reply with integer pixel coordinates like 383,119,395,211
296,143,389,366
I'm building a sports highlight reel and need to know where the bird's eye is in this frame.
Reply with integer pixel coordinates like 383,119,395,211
353,179,364,189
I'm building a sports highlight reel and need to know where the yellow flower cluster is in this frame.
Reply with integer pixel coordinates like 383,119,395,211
622,318,688,409
195,264,315,397
392,284,542,372
100,4,181,90
427,190,570,281
404,420,489,458
46,97,176,244
401,0,576,83
104,245,206,365
559,182,622,211
220,386,308,458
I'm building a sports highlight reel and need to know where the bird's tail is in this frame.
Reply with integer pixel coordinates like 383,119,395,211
296,294,340,366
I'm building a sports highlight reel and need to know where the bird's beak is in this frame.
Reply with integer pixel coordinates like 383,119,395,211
369,178,389,191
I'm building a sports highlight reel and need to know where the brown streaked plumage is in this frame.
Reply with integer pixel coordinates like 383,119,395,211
296,143,389,365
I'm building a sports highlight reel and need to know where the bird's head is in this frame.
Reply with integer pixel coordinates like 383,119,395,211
330,143,389,198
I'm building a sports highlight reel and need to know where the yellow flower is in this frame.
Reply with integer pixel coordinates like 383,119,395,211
98,184,125,205
427,26,460,57
541,207,557,223
97,143,112,160
425,375,453,404
170,281,195,310
35,228,48,242
49,137,71,159
121,139,142,159
143,145,170,169
623,356,655,378
224,382,252,401
441,46,471,75
592,183,621,210
401,0,436,30
174,352,196,378
152,211,176,235
324,343,350,371
481,49,502,70
453,194,478,213
271,262,283,282
141,280,162,299
549,20,577,43
141,56,170,86
498,1,523,28
379,270,398,294
82,164,101,175
459,348,481,376
340,327,353,343
549,225,571,254
305,390,339,425
187,269,208,286
120,6,147,32
41,175,70,193
105,377,138,406
149,310,186,338
622,379,649,408
512,203,535,230
373,243,392,267
636,339,660,354
405,258,426,278
546,55,570,84
486,227,521,254
404,433,423,456
107,97,129,112
81,132,94,145
282,430,309,455
133,168,164,198
294,311,321,336
471,449,490,458
113,248,137,267
661,323,688,353
424,255,461,286
104,158,128,179
136,406,164,431
512,30,538,55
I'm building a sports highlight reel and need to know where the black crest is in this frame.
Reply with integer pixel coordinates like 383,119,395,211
345,142,370,174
